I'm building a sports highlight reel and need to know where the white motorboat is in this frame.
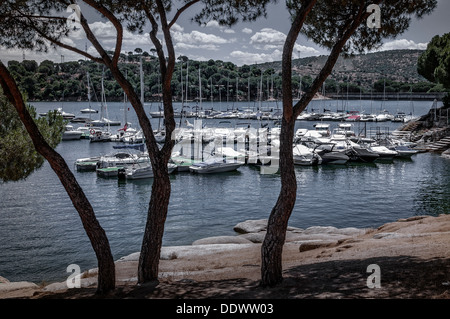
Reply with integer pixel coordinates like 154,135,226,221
80,108,98,114
91,118,121,127
213,147,246,162
189,158,243,174
389,145,419,158
121,163,177,179
62,125,82,140
89,128,112,143
96,152,148,170
56,107,75,120
293,144,322,166
313,123,331,137
369,145,398,161
121,129,144,144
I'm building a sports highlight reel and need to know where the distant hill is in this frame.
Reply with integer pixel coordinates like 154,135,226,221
256,49,428,90
7,49,445,103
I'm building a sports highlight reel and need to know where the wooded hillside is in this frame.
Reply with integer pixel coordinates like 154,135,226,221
7,49,446,103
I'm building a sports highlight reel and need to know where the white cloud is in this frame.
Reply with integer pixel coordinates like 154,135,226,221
204,19,235,34
230,49,283,65
250,28,285,49
249,28,320,57
171,26,230,54
242,28,253,34
293,44,321,57
379,39,428,51
205,20,221,29
171,23,184,33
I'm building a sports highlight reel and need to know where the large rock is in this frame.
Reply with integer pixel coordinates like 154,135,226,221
298,240,337,252
0,278,39,294
233,219,268,234
159,244,255,260
303,226,366,236
192,236,253,245
239,232,267,243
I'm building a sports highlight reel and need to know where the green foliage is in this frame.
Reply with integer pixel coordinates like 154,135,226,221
7,50,439,104
0,90,65,182
418,33,450,89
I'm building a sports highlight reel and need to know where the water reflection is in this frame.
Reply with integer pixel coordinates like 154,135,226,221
414,154,450,216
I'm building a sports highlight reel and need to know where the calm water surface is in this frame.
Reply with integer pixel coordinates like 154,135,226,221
1,100,449,283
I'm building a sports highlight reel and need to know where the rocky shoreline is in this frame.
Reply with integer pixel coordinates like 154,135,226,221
1,215,450,299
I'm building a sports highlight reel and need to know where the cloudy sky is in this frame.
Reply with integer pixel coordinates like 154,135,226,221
1,0,449,66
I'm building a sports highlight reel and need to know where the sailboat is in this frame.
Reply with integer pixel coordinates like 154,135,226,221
80,72,98,114
90,68,113,142
91,68,121,127
56,86,75,120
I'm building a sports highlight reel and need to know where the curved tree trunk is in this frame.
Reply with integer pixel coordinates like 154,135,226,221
0,62,116,294
261,117,297,286
260,1,369,287
138,160,171,282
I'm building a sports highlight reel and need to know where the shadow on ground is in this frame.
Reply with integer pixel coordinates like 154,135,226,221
33,255,450,299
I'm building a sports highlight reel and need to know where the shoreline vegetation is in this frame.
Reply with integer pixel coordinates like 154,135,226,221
8,50,447,104
1,214,450,299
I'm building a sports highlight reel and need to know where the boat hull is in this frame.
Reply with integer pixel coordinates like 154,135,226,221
62,132,82,140
189,162,242,174
96,167,122,177
345,148,379,163
317,151,349,165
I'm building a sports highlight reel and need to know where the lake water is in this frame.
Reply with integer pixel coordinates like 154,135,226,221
1,99,449,283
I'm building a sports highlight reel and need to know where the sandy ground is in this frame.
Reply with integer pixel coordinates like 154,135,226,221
1,214,450,299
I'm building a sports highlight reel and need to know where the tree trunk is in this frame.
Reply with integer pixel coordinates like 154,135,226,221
0,62,116,294
138,159,171,283
260,2,368,287
261,117,297,286
136,1,176,284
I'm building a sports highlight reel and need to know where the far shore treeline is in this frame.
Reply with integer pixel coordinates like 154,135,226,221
7,49,447,103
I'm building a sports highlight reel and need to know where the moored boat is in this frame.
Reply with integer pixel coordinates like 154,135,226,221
120,163,177,179
75,156,101,171
62,125,82,140
189,158,243,174
293,144,322,166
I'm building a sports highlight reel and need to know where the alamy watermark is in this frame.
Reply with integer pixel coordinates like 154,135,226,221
66,4,81,31
367,264,382,289
367,4,382,29
66,263,81,288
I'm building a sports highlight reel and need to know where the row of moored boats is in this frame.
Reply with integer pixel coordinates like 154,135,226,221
74,122,419,180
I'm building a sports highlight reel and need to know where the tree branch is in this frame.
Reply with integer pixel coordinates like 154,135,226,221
143,3,167,77
168,0,200,28
82,0,123,67
282,0,317,121
292,1,381,118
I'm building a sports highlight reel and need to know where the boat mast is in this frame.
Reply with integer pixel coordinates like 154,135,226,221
210,77,213,111
124,69,128,127
140,56,144,106
198,67,202,116
87,71,92,121
179,61,184,127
